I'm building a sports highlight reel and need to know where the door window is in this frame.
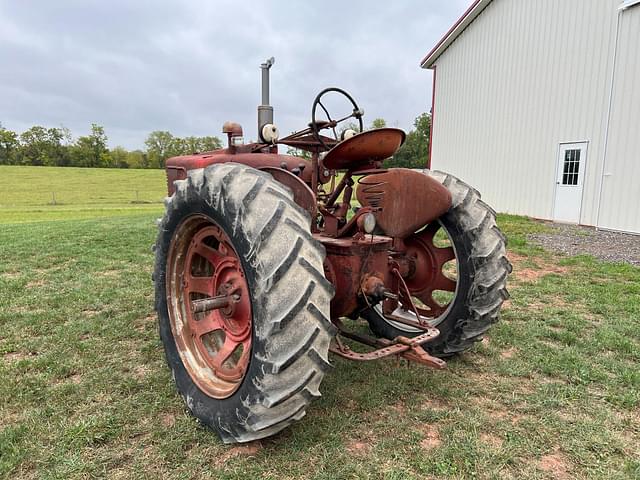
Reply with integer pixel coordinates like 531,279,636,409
562,149,581,186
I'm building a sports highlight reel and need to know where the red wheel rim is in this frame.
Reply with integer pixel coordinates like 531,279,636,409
166,215,252,399
403,221,458,321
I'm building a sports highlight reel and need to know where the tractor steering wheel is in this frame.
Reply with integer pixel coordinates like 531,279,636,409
311,87,364,150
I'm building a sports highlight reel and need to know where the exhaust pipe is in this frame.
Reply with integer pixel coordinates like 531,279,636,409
258,57,275,142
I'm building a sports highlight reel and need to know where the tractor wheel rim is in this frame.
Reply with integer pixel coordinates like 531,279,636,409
166,215,252,399
378,220,459,332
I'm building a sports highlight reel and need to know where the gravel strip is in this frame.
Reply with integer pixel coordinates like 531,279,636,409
529,223,640,266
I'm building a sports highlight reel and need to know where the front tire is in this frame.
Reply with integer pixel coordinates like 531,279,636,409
154,163,335,443
363,170,511,356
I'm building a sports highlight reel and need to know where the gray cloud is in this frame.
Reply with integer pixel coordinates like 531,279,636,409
0,0,468,149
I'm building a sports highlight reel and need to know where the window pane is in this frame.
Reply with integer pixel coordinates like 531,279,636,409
561,149,581,185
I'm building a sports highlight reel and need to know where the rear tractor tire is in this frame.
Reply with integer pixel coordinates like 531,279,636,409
154,163,335,443
363,170,511,356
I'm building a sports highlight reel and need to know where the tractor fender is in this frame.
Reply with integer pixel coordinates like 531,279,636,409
259,166,316,220
356,168,452,238
165,150,313,196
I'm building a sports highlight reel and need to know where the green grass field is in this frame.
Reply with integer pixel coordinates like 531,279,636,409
0,166,638,479
0,166,166,223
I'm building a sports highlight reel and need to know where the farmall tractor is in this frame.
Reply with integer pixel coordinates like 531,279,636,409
154,58,511,443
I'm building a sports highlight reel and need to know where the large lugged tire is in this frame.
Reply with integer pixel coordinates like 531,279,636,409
363,170,511,356
154,163,335,443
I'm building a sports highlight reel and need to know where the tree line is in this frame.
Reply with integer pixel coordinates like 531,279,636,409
0,112,430,170
377,112,431,169
0,123,222,169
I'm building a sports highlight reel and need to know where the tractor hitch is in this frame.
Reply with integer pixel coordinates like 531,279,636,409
329,320,446,369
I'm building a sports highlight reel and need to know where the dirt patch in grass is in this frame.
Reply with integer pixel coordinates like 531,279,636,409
472,396,526,425
508,252,527,265
508,252,570,283
134,314,156,332
9,305,46,315
516,265,568,283
390,401,407,414
346,440,372,455
132,365,150,380
0,410,24,428
422,396,449,412
419,424,441,451
161,413,176,428
97,269,121,278
346,429,376,455
54,373,82,385
214,442,262,466
537,451,571,479
479,432,503,448
3,350,38,362
26,279,46,288
500,347,517,359
1,271,21,279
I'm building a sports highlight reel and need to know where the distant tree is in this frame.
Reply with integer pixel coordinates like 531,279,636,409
179,136,199,155
387,112,430,169
19,126,47,165
18,126,68,166
71,124,109,167
125,150,145,169
3,124,223,169
145,131,175,168
110,146,130,168
198,136,222,152
180,135,222,154
371,118,387,129
145,131,224,168
286,146,311,160
0,125,19,165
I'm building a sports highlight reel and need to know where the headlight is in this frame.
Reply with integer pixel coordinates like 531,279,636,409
362,212,376,234
261,123,279,143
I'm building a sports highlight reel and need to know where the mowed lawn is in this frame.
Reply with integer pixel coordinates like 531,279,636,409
0,166,639,479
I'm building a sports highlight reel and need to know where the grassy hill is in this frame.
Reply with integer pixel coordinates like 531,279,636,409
0,166,166,223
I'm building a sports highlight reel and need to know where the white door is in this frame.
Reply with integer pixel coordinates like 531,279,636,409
553,142,587,223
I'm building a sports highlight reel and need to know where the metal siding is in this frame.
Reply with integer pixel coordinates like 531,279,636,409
598,6,640,232
431,0,619,226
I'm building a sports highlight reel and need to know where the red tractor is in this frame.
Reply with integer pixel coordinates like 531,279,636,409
154,58,511,443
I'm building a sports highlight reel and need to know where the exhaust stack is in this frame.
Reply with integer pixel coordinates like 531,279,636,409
258,57,275,142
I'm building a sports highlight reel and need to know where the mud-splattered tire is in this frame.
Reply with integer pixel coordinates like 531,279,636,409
363,170,511,356
154,163,335,443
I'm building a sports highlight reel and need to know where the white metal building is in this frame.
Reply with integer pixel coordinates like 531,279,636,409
421,0,640,233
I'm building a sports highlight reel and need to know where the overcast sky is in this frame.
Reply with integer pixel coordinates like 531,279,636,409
0,1,469,149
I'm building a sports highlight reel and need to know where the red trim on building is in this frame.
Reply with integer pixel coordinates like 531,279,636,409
427,66,436,169
420,0,482,67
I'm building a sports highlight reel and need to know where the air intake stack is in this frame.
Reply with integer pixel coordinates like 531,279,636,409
258,57,275,142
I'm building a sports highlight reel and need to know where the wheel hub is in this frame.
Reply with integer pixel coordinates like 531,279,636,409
167,216,252,398
403,222,457,318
